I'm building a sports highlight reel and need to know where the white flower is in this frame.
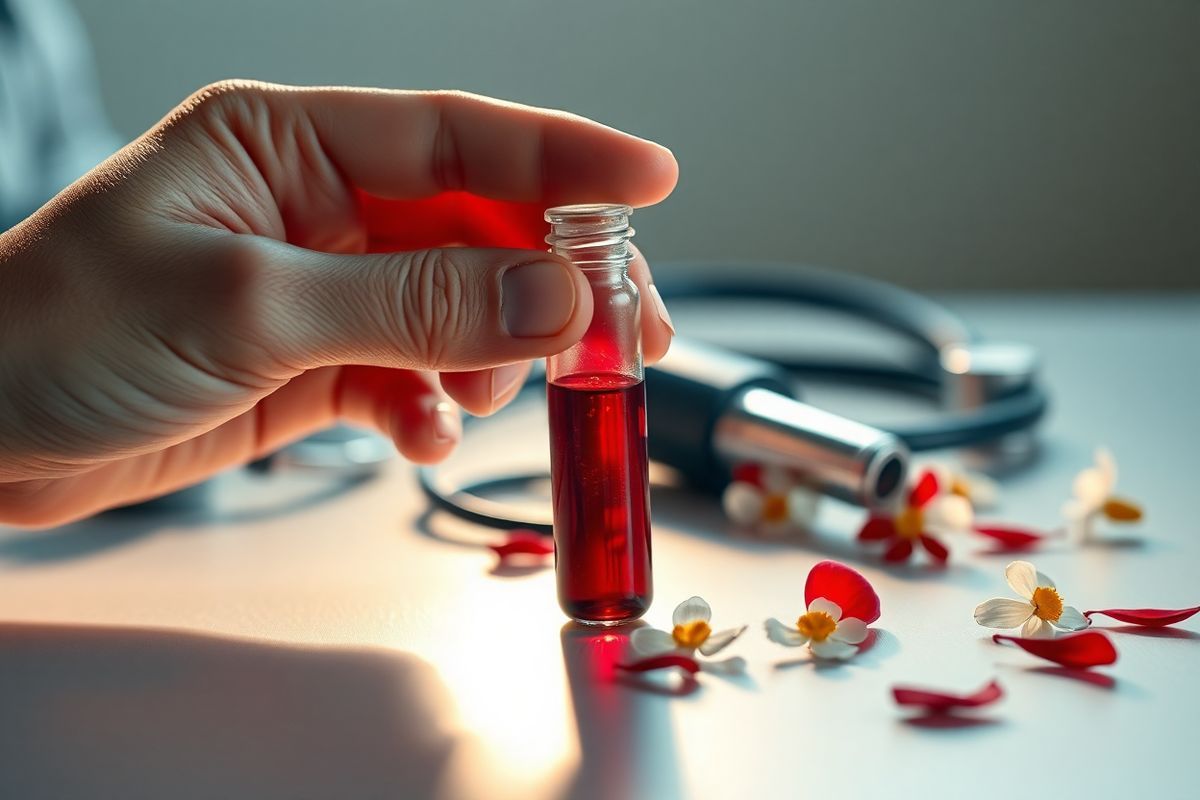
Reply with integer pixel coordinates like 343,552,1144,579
722,465,821,533
1062,448,1143,541
630,596,748,673
764,597,870,660
927,462,1001,510
973,560,1089,638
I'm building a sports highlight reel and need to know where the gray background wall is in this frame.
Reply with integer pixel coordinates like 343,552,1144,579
73,0,1199,289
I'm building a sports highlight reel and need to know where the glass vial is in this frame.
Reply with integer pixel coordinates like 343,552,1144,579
545,204,653,625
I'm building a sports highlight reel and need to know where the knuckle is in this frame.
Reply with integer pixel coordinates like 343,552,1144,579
394,249,474,369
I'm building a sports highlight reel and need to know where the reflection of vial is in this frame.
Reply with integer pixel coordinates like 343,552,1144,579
545,204,652,625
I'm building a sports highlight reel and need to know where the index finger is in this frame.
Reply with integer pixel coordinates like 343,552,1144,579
296,87,678,205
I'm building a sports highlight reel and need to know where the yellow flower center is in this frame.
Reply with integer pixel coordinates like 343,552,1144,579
672,620,712,649
762,493,789,522
950,478,972,499
796,611,838,643
894,506,924,539
1031,586,1063,622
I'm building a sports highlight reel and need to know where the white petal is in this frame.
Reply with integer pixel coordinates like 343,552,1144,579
1005,561,1039,599
974,598,1035,629
630,627,677,656
927,495,974,532
1055,606,1089,631
698,625,747,656
1095,447,1117,489
830,617,868,644
810,638,858,660
699,656,747,675
1073,467,1109,508
786,487,821,527
672,596,712,627
1061,499,1089,521
1035,571,1056,590
964,471,1000,509
761,465,794,494
1021,615,1053,639
765,618,807,647
722,482,764,525
806,597,843,622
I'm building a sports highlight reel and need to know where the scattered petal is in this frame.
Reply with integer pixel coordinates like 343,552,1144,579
1096,447,1117,487
883,537,914,563
722,481,765,526
731,463,763,487
909,471,940,508
787,487,821,528
1055,606,1090,631
698,655,747,675
1073,467,1109,508
974,525,1045,550
617,653,702,674
698,625,748,656
807,596,843,621
1083,606,1200,628
974,598,1035,629
858,516,896,541
630,626,677,656
919,534,949,562
893,679,1003,713
1035,570,1056,590
1102,498,1143,522
672,596,712,627
831,617,869,644
488,530,554,562
810,638,859,660
804,561,881,624
1021,615,1052,639
927,495,973,532
992,631,1118,669
1004,560,1039,599
765,617,807,647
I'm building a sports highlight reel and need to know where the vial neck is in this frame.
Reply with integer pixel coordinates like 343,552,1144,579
544,204,634,273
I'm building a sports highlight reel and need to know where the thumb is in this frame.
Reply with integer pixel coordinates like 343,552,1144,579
266,242,593,371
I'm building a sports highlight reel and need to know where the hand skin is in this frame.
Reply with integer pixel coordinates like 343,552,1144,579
0,81,678,527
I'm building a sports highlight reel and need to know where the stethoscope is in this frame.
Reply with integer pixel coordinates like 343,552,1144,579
408,262,1048,535
256,262,1047,533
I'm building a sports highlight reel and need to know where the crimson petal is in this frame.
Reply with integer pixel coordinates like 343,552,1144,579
805,560,881,624
883,538,914,563
1084,606,1200,627
992,631,1118,668
893,679,1003,712
616,654,701,674
908,470,940,508
488,530,555,561
919,534,949,562
974,525,1044,550
858,516,897,542
730,463,763,487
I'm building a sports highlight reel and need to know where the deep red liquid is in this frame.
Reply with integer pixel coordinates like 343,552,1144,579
548,373,653,624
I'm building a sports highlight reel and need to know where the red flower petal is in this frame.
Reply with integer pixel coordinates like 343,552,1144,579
858,516,897,542
992,631,1118,668
893,679,1003,712
616,653,701,674
974,525,1045,550
919,534,949,562
731,463,763,487
487,530,555,561
883,537,914,563
908,470,940,508
1084,606,1200,627
805,560,881,624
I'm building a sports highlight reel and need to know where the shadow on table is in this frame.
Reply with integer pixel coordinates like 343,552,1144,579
0,474,371,566
560,622,687,800
0,622,463,800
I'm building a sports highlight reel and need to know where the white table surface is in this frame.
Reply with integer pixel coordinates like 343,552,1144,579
1,294,1197,799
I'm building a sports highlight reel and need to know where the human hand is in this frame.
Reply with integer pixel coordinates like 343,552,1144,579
0,82,677,526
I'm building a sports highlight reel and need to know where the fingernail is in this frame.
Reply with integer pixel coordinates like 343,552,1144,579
648,284,675,335
432,401,460,443
501,261,576,338
491,362,526,405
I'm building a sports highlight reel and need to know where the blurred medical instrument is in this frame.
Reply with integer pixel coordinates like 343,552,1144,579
415,261,1047,533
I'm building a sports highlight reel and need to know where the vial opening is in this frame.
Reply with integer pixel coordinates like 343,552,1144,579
545,204,635,270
